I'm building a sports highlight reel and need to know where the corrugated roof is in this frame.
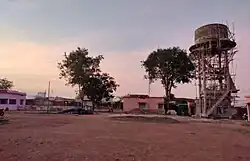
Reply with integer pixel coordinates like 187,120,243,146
0,90,26,96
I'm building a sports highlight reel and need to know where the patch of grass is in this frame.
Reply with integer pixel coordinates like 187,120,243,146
110,116,180,124
242,122,250,127
233,128,250,135
0,119,9,125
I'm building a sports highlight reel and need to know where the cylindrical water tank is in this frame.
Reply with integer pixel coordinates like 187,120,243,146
195,24,229,44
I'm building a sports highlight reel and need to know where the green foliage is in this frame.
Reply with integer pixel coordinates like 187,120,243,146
83,73,118,107
234,128,250,135
58,47,118,108
0,78,13,90
0,119,9,125
242,122,250,127
58,47,103,87
142,47,195,109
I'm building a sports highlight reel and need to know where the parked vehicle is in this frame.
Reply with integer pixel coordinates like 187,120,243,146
0,109,4,116
59,106,94,115
243,113,248,120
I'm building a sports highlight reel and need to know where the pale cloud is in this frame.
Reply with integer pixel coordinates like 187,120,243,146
0,41,55,74
233,28,250,97
0,36,154,97
0,40,72,97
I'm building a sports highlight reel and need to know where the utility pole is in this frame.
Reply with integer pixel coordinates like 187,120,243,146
43,90,46,109
47,81,51,113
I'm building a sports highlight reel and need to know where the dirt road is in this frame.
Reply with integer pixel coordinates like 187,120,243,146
0,113,249,161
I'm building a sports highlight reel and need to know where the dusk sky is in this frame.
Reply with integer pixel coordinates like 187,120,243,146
0,0,249,98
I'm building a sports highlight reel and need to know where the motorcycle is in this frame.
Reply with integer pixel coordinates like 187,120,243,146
243,113,248,120
0,109,4,117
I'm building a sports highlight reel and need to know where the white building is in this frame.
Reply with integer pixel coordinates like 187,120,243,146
75,96,93,107
0,90,26,110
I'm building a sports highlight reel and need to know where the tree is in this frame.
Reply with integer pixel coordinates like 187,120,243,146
58,47,103,106
58,47,103,87
0,78,13,90
58,47,118,109
83,73,118,109
141,47,195,113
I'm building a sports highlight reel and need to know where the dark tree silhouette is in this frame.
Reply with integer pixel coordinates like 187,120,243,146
0,78,13,90
142,47,195,113
58,47,118,109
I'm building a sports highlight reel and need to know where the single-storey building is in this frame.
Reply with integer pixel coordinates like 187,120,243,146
26,95,93,110
122,94,195,115
0,90,26,110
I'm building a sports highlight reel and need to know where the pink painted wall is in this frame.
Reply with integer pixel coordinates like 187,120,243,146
123,96,164,112
245,96,250,121
246,96,250,104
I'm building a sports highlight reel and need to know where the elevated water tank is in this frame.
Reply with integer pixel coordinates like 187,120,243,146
195,23,229,44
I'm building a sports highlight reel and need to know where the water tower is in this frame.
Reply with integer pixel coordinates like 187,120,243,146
189,23,238,118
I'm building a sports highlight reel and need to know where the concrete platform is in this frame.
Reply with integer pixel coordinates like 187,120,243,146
108,113,235,124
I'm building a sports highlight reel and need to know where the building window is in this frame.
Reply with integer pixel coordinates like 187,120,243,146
20,99,24,105
0,99,8,104
138,102,147,109
158,103,164,109
9,99,16,105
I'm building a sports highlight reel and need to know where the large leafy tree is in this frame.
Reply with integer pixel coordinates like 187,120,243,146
83,73,118,109
58,47,103,87
0,78,13,90
142,47,195,112
58,47,118,109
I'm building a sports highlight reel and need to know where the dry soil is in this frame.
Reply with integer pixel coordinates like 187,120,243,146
0,113,250,161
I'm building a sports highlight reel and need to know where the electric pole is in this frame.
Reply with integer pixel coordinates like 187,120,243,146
47,81,51,113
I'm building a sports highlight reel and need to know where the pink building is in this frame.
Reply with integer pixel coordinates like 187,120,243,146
0,90,26,110
123,94,164,113
122,94,195,115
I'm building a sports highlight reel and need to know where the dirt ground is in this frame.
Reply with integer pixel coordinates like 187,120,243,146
0,113,250,161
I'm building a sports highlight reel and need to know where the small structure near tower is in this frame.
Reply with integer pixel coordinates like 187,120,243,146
189,23,238,118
